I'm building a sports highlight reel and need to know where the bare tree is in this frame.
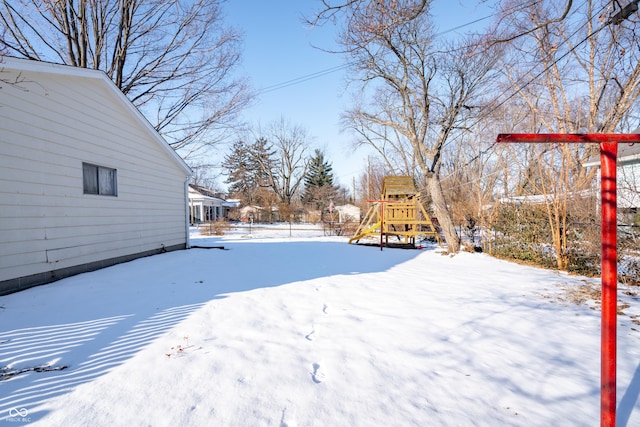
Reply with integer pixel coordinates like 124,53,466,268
441,132,505,251
190,162,223,192
490,0,640,269
309,0,428,28
253,119,311,207
346,106,423,184
0,0,252,156
312,0,503,253
495,0,640,134
355,156,389,206
490,0,574,44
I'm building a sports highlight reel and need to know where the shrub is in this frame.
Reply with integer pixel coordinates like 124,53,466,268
200,219,230,236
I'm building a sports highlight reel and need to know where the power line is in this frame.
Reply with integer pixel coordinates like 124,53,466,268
441,0,609,156
257,63,351,94
256,3,508,95
252,1,622,189
484,4,609,125
434,14,494,37
438,1,615,185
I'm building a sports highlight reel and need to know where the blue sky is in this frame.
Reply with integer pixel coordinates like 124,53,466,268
223,1,496,192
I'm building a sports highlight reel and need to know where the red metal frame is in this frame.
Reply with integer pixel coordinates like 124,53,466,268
600,141,618,427
496,133,640,427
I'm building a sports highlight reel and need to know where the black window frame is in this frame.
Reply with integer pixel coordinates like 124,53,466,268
82,162,118,196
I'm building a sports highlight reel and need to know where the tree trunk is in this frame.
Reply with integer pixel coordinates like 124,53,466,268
427,174,459,253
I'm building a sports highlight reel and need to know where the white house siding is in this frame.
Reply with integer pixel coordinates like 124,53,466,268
0,59,191,293
619,162,640,209
335,204,361,223
589,155,640,211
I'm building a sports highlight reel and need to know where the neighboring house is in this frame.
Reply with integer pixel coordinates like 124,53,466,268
616,143,640,214
239,205,280,223
239,206,265,222
0,57,192,295
585,142,640,223
334,204,361,223
495,192,592,205
188,184,239,223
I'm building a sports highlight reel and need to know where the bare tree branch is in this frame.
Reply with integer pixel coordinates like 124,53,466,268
0,0,253,156
331,1,502,252
490,0,573,44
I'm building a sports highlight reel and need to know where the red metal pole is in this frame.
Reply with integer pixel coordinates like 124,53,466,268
496,134,634,425
496,133,640,144
600,141,618,427
380,202,384,251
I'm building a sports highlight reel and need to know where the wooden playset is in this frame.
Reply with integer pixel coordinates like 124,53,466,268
349,176,442,248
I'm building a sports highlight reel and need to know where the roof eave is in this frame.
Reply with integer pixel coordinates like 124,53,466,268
1,56,193,178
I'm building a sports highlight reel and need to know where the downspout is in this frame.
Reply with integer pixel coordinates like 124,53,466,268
185,179,191,249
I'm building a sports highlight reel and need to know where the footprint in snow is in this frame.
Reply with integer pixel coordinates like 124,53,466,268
305,328,315,341
311,363,325,383
280,406,297,427
322,304,328,314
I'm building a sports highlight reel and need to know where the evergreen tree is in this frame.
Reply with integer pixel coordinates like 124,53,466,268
223,137,279,208
249,137,277,190
303,149,337,209
222,139,255,204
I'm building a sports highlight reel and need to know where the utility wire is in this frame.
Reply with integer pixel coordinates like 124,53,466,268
439,0,622,186
255,2,513,95
258,63,351,94
440,0,611,170
254,1,627,187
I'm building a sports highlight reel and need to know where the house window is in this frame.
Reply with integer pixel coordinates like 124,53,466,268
83,162,117,196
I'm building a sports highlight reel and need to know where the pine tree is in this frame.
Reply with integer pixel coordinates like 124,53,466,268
303,149,337,209
249,137,277,190
223,138,278,208
222,140,257,205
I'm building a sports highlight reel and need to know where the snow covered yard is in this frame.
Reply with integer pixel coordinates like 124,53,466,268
2,225,640,426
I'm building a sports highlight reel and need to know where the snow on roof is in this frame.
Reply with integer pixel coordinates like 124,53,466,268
584,142,640,167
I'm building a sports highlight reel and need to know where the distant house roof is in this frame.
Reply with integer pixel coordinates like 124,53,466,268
189,184,225,199
188,184,239,207
335,204,361,222
584,142,640,167
223,200,241,208
188,185,225,209
497,190,593,205
1,56,192,176
618,143,640,162
335,204,361,215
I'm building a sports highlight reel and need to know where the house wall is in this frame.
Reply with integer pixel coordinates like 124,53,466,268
619,161,640,210
335,205,361,222
592,159,640,210
0,65,189,294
